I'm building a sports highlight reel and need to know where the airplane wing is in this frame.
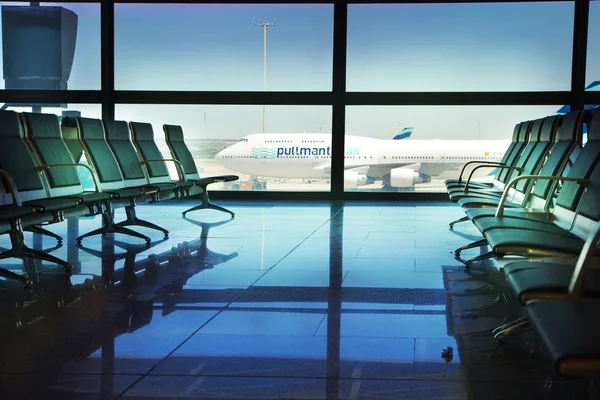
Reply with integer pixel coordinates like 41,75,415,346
313,161,456,179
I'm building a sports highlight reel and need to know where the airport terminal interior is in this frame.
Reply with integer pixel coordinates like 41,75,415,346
1,1,600,399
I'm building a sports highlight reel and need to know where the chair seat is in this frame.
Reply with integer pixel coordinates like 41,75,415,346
465,208,554,224
451,190,505,202
505,261,600,303
527,299,600,377
70,191,114,204
0,205,35,222
23,198,80,213
175,180,195,189
192,175,239,186
485,228,584,256
107,187,157,199
457,196,521,209
474,217,569,236
145,182,178,192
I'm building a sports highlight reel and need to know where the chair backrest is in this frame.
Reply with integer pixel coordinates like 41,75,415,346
496,121,530,183
163,124,200,181
513,115,559,193
0,111,50,202
129,122,173,185
497,122,525,167
528,110,584,204
20,112,85,199
0,170,10,206
571,158,600,238
60,118,85,163
556,107,600,214
67,117,127,192
496,118,542,189
104,120,150,188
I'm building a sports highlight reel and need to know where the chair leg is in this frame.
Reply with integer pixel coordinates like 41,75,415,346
492,317,528,336
77,210,151,245
455,238,489,257
494,319,531,344
116,206,169,238
464,251,495,269
0,266,32,287
182,190,235,218
449,216,470,230
24,225,63,244
0,222,72,287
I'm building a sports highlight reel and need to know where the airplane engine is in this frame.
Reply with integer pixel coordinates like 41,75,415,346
344,171,369,189
389,168,431,188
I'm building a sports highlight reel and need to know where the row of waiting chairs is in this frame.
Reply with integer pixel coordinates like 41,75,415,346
445,106,600,379
0,111,239,287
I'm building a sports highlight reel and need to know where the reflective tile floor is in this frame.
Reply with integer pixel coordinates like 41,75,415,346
0,200,598,399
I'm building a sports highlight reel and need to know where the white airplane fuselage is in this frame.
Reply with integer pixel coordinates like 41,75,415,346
215,134,510,186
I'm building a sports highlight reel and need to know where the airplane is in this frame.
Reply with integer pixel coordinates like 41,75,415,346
214,87,599,191
215,130,509,191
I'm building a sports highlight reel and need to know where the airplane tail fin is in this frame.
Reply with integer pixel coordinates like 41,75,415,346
393,127,413,140
553,81,600,140
554,81,600,114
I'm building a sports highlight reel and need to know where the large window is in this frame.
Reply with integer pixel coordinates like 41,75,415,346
114,4,334,91
115,104,332,192
588,0,600,90
0,2,100,90
347,2,574,92
344,105,563,193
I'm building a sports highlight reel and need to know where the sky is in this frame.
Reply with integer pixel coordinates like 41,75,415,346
0,1,597,142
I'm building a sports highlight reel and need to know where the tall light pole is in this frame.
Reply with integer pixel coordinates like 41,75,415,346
256,20,275,133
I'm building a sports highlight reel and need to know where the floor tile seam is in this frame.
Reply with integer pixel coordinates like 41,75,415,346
241,210,341,281
111,296,246,400
109,373,522,385
113,211,337,399
310,269,349,336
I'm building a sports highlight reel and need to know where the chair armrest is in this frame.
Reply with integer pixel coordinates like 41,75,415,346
495,175,590,217
457,161,506,183
0,169,22,206
464,165,523,192
36,163,101,192
568,221,600,298
140,159,186,181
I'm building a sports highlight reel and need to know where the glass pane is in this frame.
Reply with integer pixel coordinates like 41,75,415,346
347,2,574,92
0,2,100,90
587,0,600,90
344,105,566,193
115,104,332,192
114,4,333,91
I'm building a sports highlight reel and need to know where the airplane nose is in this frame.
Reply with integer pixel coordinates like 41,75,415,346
215,149,225,160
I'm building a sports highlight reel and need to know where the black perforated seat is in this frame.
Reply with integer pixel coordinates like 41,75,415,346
23,198,81,213
131,122,199,197
486,228,586,256
527,299,600,377
0,205,36,221
61,116,171,243
21,112,115,211
163,124,238,217
163,124,238,186
446,121,529,190
483,128,600,260
504,261,600,304
449,110,583,233
451,117,557,203
474,216,573,236
104,120,178,201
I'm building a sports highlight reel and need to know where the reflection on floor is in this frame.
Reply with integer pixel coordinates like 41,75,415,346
0,200,597,400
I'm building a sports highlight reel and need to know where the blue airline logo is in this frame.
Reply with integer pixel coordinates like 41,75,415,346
251,146,363,159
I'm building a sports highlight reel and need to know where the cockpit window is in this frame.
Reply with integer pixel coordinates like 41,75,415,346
239,138,248,142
